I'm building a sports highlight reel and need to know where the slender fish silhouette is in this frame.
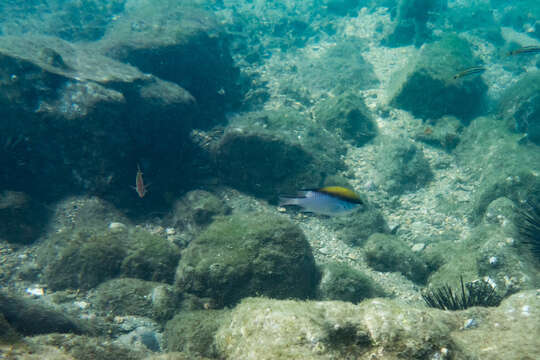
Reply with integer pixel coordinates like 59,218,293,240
134,164,148,198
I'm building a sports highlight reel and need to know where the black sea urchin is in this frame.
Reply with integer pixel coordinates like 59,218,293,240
422,276,502,311
517,199,540,260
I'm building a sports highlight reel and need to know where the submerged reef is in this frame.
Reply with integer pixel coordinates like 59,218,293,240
1,1,540,358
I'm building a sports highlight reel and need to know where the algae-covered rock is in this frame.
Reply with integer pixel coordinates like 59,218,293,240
314,92,377,146
49,196,130,232
164,309,230,358
413,115,464,151
455,116,540,221
390,34,487,122
215,297,460,359
214,292,539,360
38,228,127,291
43,230,126,290
0,314,19,344
498,71,540,145
0,34,197,208
27,333,149,360
212,109,346,198
287,38,378,98
374,137,433,194
169,190,231,230
175,213,319,307
99,0,241,128
451,289,540,359
364,233,430,284
91,278,179,322
329,207,389,246
384,0,445,47
316,262,383,303
121,229,181,284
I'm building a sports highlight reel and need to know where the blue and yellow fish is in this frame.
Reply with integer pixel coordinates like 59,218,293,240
279,186,364,216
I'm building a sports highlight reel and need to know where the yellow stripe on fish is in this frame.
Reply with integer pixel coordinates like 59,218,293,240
317,186,363,204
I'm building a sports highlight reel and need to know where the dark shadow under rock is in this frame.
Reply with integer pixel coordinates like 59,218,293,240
0,290,85,336
0,191,49,245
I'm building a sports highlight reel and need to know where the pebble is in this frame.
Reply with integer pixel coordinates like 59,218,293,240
109,222,127,233
26,286,45,297
412,243,425,252
319,247,331,255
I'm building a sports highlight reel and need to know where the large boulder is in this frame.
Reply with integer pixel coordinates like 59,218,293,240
498,71,540,145
97,0,242,128
215,291,540,359
389,34,487,122
175,213,320,307
374,137,433,195
0,34,196,208
211,109,346,198
314,91,378,146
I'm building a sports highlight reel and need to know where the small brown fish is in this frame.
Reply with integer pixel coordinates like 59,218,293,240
134,164,147,198
507,46,540,56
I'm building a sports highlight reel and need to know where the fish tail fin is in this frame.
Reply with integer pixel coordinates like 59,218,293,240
279,196,299,207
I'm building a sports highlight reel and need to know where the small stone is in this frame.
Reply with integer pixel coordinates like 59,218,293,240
463,318,478,329
319,247,331,255
25,286,45,297
412,243,425,252
109,222,127,233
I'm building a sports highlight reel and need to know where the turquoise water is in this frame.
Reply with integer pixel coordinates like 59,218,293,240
0,1,539,359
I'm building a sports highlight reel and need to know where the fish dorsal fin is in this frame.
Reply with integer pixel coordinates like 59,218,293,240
317,186,363,204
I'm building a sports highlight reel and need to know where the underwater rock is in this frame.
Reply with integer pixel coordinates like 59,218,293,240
329,206,389,246
164,309,231,359
50,196,130,232
455,117,540,222
39,228,127,291
476,224,536,294
212,109,346,198
169,190,231,231
289,38,378,98
363,233,431,284
389,34,487,122
214,292,539,359
26,333,151,360
384,0,445,47
91,278,179,322
0,191,49,244
314,92,377,146
120,228,181,284
0,290,85,336
98,0,241,128
413,115,463,152
498,71,540,145
0,35,197,207
374,136,433,194
175,213,319,307
316,262,383,303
